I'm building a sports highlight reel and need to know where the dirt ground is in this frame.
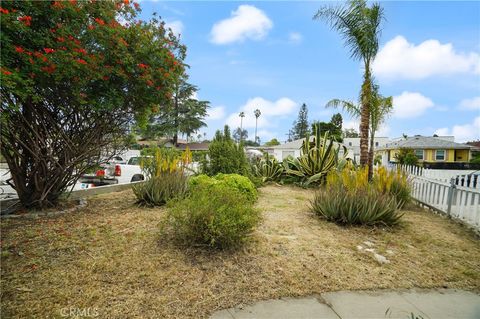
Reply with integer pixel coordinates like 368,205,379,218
1,185,479,318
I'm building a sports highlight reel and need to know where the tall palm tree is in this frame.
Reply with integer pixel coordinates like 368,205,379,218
326,84,393,173
239,111,245,142
315,0,385,179
254,109,261,144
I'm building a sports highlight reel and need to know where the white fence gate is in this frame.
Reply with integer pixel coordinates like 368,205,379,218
391,164,480,231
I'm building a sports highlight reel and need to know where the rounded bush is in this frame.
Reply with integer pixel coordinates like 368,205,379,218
164,184,260,249
188,173,257,202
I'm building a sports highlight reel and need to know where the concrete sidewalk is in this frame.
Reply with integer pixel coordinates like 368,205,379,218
210,289,480,319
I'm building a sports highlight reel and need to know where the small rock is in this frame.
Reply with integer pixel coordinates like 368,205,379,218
356,245,364,251
374,253,390,264
78,198,87,206
364,248,375,253
386,249,394,256
363,241,374,247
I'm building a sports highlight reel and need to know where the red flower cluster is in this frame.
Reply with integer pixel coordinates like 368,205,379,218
41,64,56,74
133,2,140,10
1,68,12,76
15,46,24,53
76,58,87,65
146,80,153,86
18,16,32,26
52,1,64,9
57,37,65,42
95,18,105,25
138,63,148,69
43,48,55,54
74,48,87,55
88,25,95,30
124,0,130,5
0,7,9,14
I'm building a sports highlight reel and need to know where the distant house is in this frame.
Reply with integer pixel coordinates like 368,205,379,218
343,137,390,163
270,137,351,162
376,135,474,168
176,142,210,151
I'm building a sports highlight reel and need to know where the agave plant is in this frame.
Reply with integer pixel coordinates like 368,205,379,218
253,154,284,182
284,127,347,185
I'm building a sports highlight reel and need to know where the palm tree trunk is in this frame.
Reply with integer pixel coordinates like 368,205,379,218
360,67,372,180
240,117,243,142
368,130,375,175
255,119,258,144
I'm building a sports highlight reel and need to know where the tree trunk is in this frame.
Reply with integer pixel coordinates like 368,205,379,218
359,66,372,180
173,95,179,146
368,130,375,177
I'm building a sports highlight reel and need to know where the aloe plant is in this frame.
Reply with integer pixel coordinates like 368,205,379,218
284,127,347,185
253,154,284,182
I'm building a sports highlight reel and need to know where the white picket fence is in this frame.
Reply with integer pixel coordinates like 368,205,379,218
391,164,480,230
391,164,479,190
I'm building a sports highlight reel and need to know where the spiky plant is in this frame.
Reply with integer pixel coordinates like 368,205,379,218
284,127,347,185
253,154,284,182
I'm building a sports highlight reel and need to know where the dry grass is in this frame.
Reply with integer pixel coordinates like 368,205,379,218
1,185,479,318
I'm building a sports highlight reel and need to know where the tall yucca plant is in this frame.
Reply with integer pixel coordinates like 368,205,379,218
285,127,347,185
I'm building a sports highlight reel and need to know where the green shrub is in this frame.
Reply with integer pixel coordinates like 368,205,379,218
132,172,188,206
310,188,403,226
203,125,250,176
163,184,260,249
189,174,257,202
395,148,418,165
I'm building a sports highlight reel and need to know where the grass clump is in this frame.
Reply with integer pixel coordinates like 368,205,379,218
163,184,260,249
310,188,402,226
132,147,191,206
310,167,407,226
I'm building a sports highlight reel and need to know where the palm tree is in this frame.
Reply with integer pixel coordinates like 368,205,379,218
326,84,393,173
254,109,261,145
315,0,385,179
239,111,245,142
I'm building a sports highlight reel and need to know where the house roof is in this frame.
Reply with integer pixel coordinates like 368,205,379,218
378,136,473,150
176,142,210,151
271,136,345,150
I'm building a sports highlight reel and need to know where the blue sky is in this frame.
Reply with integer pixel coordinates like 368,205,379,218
138,1,480,143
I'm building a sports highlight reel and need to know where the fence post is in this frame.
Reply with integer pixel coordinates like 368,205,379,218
446,178,456,216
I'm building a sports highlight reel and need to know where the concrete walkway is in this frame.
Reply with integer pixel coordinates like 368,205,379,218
210,289,480,319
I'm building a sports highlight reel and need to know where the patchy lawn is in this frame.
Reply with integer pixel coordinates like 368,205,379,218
1,185,479,318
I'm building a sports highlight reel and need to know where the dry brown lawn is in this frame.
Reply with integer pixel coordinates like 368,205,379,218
1,185,479,318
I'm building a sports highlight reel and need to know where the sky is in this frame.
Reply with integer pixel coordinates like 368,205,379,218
138,1,480,143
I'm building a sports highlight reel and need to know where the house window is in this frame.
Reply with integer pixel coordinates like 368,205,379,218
375,142,379,147
435,149,446,161
348,142,352,146
415,149,424,160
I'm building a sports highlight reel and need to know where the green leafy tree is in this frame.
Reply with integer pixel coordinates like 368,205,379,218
395,148,418,166
139,76,209,145
311,114,343,142
344,128,359,138
292,103,310,139
326,84,392,174
0,0,185,208
315,0,386,178
265,138,281,146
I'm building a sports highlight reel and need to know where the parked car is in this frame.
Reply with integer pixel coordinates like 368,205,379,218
79,157,145,187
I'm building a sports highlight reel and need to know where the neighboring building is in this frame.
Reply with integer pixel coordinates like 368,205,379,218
343,137,390,163
271,137,351,162
376,135,474,167
176,142,210,151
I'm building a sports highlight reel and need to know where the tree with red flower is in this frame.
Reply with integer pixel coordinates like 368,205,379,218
1,0,186,209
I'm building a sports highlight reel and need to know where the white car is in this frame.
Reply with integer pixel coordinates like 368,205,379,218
79,157,145,188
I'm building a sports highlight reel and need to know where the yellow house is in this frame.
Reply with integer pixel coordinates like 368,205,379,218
376,136,474,165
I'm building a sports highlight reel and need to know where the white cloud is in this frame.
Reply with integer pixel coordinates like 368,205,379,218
373,35,480,79
434,117,480,142
288,32,302,44
226,97,298,130
343,120,359,131
207,106,225,121
210,5,273,45
165,20,184,36
392,91,434,119
459,96,480,111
